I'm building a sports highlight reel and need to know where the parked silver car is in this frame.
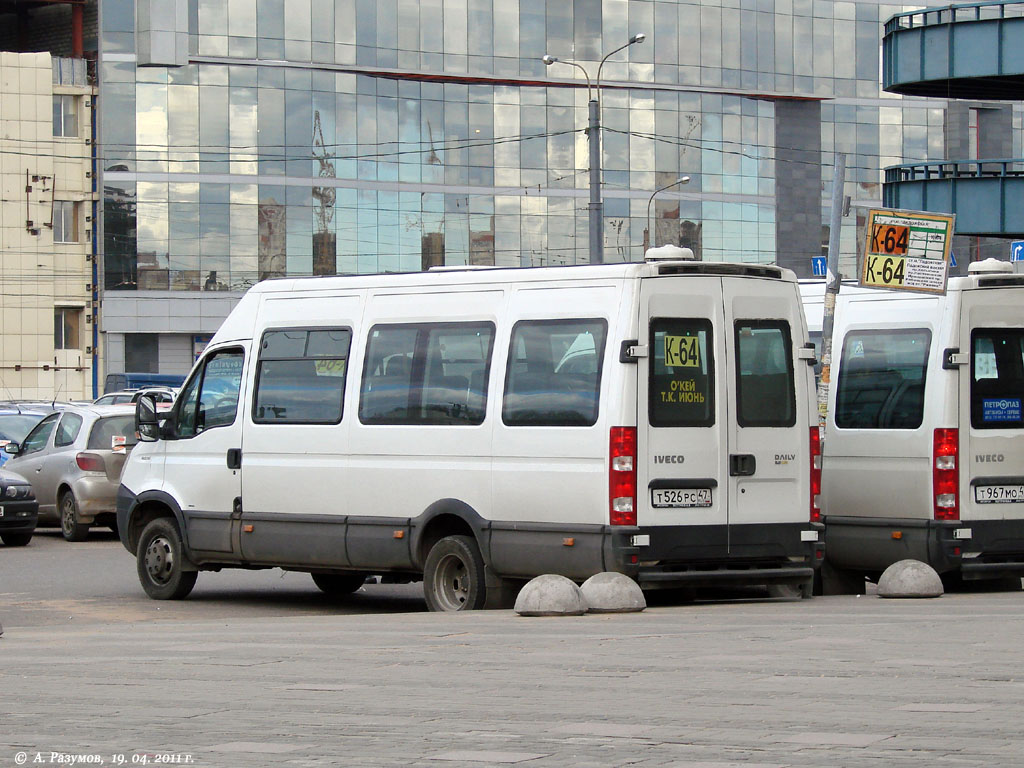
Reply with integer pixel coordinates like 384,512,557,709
3,405,138,541
94,388,177,406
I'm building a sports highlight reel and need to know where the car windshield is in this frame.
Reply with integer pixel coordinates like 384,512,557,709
87,415,139,450
0,413,46,443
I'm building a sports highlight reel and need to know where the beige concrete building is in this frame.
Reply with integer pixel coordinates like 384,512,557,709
1,51,97,401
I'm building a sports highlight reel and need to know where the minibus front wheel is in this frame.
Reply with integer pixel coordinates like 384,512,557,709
423,535,487,611
136,517,198,600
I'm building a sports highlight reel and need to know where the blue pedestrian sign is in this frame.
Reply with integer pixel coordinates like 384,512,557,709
949,250,957,268
811,256,827,276
1012,241,1024,262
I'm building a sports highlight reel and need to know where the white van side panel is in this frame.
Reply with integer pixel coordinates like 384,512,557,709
490,282,627,527
346,289,504,525
240,294,362,520
824,295,948,522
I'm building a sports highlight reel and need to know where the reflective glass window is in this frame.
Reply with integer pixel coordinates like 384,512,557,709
503,319,607,427
650,319,714,428
254,328,351,424
735,321,796,428
971,329,1024,430
836,329,930,429
360,322,495,425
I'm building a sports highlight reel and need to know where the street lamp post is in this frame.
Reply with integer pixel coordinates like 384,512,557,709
644,176,690,252
543,33,646,264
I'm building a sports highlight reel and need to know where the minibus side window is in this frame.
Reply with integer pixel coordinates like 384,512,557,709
502,319,607,427
176,349,245,437
359,322,495,426
735,321,795,428
253,328,351,424
649,319,714,428
835,329,930,429
971,329,1024,429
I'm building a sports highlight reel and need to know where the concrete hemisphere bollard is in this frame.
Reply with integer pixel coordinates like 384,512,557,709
877,559,944,598
580,572,646,613
514,574,588,616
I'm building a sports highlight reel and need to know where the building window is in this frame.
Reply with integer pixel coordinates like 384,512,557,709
53,201,79,243
54,308,81,350
52,94,79,138
125,333,159,373
968,108,980,160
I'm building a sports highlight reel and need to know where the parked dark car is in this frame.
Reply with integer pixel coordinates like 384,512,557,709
0,406,50,469
0,467,38,546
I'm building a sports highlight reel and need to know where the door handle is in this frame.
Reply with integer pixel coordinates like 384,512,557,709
729,454,756,477
226,448,242,469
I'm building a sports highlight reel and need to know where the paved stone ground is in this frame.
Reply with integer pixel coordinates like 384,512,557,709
3,590,1023,768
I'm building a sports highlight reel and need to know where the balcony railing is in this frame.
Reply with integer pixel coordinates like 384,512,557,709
885,1,1024,34
885,158,1024,183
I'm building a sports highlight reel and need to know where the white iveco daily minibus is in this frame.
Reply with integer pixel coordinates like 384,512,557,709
809,260,1024,592
118,251,823,610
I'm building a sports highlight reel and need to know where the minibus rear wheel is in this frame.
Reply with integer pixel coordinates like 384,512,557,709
423,535,487,611
136,517,198,600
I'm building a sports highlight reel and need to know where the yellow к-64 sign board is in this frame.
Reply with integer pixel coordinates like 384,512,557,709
859,208,955,294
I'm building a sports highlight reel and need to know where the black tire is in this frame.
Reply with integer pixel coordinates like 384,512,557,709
1,532,32,547
60,491,90,542
136,517,198,600
423,535,487,612
311,572,367,596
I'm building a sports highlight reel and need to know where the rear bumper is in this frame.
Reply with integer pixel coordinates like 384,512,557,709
825,515,1024,579
70,476,119,523
0,500,39,534
634,521,824,589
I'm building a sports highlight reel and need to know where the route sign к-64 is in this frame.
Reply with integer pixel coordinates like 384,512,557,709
859,209,955,294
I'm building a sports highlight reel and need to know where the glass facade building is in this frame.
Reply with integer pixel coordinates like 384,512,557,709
97,0,1024,377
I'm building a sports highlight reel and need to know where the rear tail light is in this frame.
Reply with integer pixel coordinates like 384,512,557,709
76,452,105,472
933,428,959,520
809,426,822,522
609,427,637,526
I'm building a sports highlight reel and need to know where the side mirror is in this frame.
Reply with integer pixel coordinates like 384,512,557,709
136,395,160,442
3,442,20,455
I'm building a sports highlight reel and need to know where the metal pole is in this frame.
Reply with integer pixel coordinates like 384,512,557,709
817,152,846,433
588,98,602,264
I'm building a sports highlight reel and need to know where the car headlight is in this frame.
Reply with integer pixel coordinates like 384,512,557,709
2,485,34,500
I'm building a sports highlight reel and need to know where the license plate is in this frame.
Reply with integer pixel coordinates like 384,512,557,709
651,487,712,508
974,485,1024,504
0,509,4,517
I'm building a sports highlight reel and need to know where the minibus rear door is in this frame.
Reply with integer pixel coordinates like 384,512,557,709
961,289,1024,521
722,278,807,531
637,276,729,554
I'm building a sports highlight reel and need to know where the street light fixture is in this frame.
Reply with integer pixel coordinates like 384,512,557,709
543,33,646,265
645,176,690,252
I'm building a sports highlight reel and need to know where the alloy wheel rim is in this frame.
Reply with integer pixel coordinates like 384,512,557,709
61,498,74,536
